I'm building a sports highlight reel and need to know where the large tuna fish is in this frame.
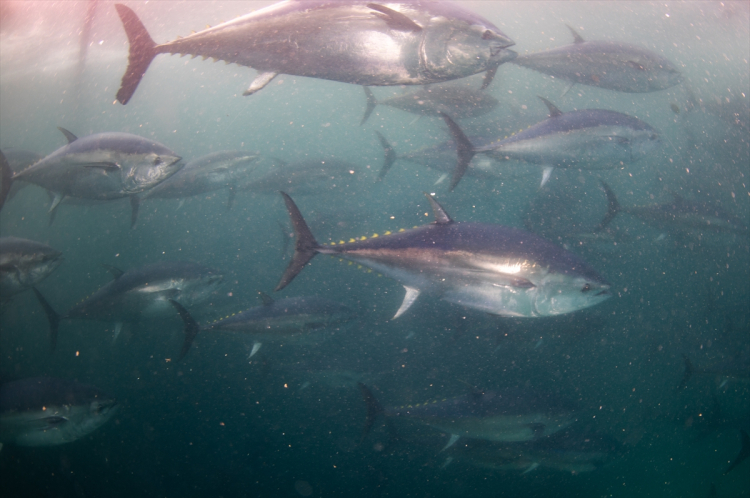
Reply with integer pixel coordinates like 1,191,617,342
276,192,611,319
0,129,182,214
114,1,516,103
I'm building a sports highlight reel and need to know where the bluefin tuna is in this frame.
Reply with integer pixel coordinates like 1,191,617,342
361,82,501,125
114,1,516,104
0,237,63,300
678,351,750,390
133,150,259,226
448,428,623,474
0,377,117,448
359,383,578,445
442,97,661,189
239,158,357,196
0,128,182,216
33,261,223,352
170,291,354,359
511,25,682,93
598,181,749,238
375,131,534,183
276,192,611,319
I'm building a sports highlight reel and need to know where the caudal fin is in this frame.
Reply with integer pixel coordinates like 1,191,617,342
169,299,200,361
361,87,378,126
596,181,621,232
274,192,320,291
439,113,476,191
0,149,13,211
375,132,397,181
114,4,158,105
32,287,60,352
723,429,750,475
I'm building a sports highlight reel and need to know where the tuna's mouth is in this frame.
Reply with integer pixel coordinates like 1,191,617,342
596,289,610,297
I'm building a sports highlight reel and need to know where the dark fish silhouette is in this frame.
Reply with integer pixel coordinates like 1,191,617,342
598,181,749,238
0,377,117,448
359,383,577,445
0,237,63,300
33,261,223,353
442,97,660,190
361,83,501,125
170,292,354,359
448,428,623,474
511,25,682,93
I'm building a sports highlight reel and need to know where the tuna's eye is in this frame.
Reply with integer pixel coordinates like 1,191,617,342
482,30,493,40
650,133,658,140
581,283,592,293
153,157,163,166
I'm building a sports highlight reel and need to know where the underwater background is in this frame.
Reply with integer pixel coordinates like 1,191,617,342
0,1,748,496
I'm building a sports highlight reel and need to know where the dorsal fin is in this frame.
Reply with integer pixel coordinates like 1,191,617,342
57,127,78,144
424,193,453,225
368,3,422,32
102,264,125,279
566,25,585,44
258,291,274,306
538,96,563,118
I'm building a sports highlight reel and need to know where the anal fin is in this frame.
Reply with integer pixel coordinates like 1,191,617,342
522,462,540,474
248,342,262,358
243,71,278,96
393,285,420,319
440,434,460,452
112,322,124,343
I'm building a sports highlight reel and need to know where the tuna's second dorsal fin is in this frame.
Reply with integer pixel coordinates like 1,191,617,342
538,96,563,118
368,3,423,32
102,264,125,279
424,193,453,225
566,25,585,44
259,291,275,306
57,127,78,144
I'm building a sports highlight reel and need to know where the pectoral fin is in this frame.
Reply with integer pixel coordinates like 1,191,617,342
368,4,422,32
19,415,68,432
44,416,68,427
83,162,120,171
243,71,278,96
393,285,420,319
627,60,646,71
